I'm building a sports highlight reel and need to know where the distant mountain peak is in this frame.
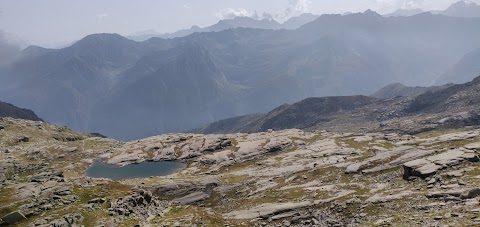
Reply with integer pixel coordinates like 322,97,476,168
384,8,424,17
73,33,132,47
372,83,454,99
218,16,280,25
447,0,479,9
20,45,54,59
363,9,381,16
81,33,125,40
440,0,480,17
452,0,477,6
0,101,42,121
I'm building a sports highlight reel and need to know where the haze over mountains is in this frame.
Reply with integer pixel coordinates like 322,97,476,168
127,13,319,41
384,0,480,17
436,47,480,85
1,1,480,140
128,1,480,42
435,0,480,17
196,75,480,134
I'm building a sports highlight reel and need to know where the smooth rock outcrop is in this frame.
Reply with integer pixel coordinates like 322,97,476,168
223,201,313,219
403,149,479,178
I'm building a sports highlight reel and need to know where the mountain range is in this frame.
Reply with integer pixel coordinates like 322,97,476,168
436,47,480,85
435,0,480,17
2,10,480,140
127,13,319,41
383,0,480,17
372,83,454,99
128,1,480,42
196,75,480,134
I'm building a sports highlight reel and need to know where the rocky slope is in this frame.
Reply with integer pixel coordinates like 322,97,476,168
2,116,480,226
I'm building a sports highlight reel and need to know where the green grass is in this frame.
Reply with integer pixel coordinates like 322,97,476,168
0,188,22,217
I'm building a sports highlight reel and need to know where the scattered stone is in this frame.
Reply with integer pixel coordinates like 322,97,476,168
223,201,313,219
173,191,210,205
18,136,29,143
461,188,480,199
88,198,107,204
465,142,480,151
3,118,480,226
403,149,478,179
427,178,437,185
404,159,442,179
444,170,464,178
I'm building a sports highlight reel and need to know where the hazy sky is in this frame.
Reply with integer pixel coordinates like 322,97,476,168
0,0,478,48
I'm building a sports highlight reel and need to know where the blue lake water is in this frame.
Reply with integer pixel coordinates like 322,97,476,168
86,161,185,180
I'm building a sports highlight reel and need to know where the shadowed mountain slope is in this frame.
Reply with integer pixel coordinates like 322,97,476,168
0,101,42,121
3,12,480,140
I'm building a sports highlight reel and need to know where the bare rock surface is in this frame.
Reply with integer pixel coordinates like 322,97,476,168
2,118,480,226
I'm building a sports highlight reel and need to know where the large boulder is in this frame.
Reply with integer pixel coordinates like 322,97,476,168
403,159,443,179
2,211,27,225
465,142,480,151
403,149,479,179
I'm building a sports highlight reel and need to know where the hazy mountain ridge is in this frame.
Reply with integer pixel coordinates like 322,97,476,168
439,0,480,17
384,8,424,17
436,48,480,85
128,14,319,41
0,101,42,121
3,12,480,140
384,1,480,18
90,42,246,139
372,83,454,99
196,75,480,134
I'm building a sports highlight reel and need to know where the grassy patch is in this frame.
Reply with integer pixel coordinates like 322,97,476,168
159,205,228,226
81,209,110,226
335,138,371,150
0,188,22,217
220,174,249,184
118,217,141,227
73,182,132,204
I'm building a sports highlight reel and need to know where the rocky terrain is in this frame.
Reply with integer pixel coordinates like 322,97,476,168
2,114,480,226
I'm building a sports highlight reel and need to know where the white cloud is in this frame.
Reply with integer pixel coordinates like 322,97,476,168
371,0,480,12
215,0,311,21
215,8,251,20
275,0,312,20
373,0,424,9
